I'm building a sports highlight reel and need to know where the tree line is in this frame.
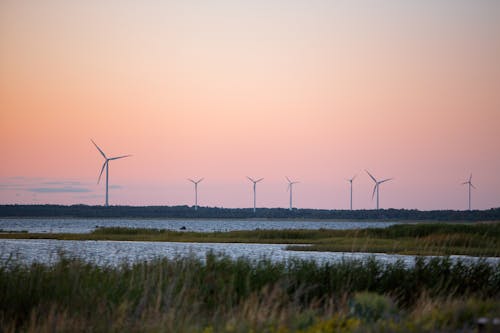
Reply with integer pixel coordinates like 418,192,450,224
0,205,499,221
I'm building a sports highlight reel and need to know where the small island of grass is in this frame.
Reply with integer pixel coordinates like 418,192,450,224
1,222,499,257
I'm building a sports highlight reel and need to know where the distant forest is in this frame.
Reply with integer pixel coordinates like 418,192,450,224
0,205,499,221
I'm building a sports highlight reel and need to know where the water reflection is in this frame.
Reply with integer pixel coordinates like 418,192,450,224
1,239,498,267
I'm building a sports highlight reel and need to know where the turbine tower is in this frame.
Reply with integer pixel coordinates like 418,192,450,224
462,173,476,211
366,170,393,210
188,178,204,211
247,176,263,214
286,177,299,211
347,175,356,210
92,140,131,207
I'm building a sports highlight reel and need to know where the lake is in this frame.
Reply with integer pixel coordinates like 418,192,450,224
1,238,498,267
0,218,400,233
3,218,494,267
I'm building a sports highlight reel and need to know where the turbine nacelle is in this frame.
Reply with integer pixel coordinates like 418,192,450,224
247,176,264,184
346,175,357,183
286,176,299,211
366,170,393,209
462,173,476,189
347,174,356,210
286,177,299,191
188,178,204,185
188,177,204,210
247,176,263,213
462,173,476,211
92,139,131,206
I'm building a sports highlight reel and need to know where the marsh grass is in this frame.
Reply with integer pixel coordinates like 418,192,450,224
1,253,499,332
2,223,499,256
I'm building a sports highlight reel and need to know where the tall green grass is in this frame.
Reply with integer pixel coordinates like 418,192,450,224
1,254,499,332
89,222,500,238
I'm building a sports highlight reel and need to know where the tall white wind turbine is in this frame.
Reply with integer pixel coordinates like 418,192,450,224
462,173,476,211
366,170,393,210
286,177,299,211
188,178,204,211
347,175,356,210
247,177,264,213
91,140,131,207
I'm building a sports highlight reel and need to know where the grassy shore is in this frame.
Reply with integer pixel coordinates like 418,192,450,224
1,254,499,332
2,223,499,257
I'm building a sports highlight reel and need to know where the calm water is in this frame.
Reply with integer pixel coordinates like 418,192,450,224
1,239,498,267
2,218,494,267
0,218,400,234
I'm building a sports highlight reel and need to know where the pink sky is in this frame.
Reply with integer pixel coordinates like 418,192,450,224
1,1,499,210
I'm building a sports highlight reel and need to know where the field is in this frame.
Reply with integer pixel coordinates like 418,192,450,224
2,222,499,257
1,253,500,332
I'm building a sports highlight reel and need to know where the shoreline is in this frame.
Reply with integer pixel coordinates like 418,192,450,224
1,223,499,257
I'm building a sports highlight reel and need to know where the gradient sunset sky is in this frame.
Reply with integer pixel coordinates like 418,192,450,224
1,0,499,210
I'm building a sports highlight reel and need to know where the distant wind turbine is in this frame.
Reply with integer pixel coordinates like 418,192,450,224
247,176,263,213
366,170,393,210
286,177,299,211
347,175,356,210
462,173,476,211
188,178,204,211
91,139,131,207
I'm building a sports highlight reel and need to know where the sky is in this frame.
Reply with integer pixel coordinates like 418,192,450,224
0,0,499,210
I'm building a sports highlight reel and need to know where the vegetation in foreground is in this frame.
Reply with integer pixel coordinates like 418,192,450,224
2,223,500,257
1,254,500,332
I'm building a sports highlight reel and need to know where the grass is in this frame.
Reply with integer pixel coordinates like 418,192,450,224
1,222,499,256
1,254,499,332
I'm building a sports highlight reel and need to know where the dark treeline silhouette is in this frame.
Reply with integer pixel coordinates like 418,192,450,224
0,205,499,221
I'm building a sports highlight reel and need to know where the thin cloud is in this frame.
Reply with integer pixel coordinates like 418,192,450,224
0,177,93,192
41,181,86,186
0,184,25,191
75,194,102,199
27,187,92,193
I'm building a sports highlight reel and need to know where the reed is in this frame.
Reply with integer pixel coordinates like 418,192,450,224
1,253,499,332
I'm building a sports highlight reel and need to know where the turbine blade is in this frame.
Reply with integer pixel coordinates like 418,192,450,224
109,154,131,161
256,178,264,183
247,176,255,183
469,173,472,182
372,184,377,200
97,161,107,184
91,139,107,159
188,179,195,183
352,174,357,181
471,183,477,189
286,176,291,183
379,178,393,184
365,170,377,183
198,178,204,183
461,182,469,185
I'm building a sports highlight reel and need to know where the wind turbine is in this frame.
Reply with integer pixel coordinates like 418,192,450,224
346,175,356,210
247,176,263,213
188,178,204,211
366,170,393,210
286,177,299,211
462,173,476,211
91,139,131,207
